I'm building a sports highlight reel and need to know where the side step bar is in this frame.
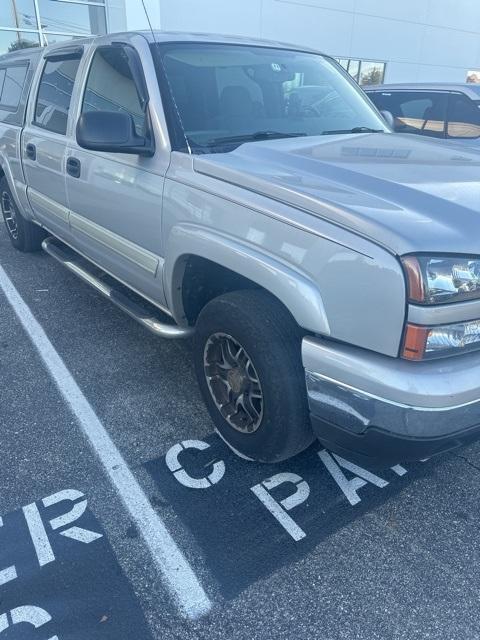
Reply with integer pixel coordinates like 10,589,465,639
42,237,193,339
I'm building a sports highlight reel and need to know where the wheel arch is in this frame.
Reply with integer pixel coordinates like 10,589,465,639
164,224,330,334
0,151,14,185
0,154,9,185
0,153,30,218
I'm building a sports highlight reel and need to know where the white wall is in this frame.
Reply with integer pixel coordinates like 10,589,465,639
121,0,480,83
106,0,129,33
124,0,161,30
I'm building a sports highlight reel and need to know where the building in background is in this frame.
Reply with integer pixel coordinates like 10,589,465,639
0,0,124,53
1,0,480,86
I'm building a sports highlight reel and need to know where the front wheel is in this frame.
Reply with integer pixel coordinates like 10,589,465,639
194,290,314,463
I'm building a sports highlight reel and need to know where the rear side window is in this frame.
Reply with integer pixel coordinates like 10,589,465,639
0,64,28,110
34,57,81,135
368,90,448,138
447,93,480,139
82,46,146,136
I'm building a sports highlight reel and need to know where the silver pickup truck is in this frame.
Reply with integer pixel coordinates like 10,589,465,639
1,32,480,467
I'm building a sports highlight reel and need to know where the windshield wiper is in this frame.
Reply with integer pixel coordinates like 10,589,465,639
205,131,308,146
322,126,384,135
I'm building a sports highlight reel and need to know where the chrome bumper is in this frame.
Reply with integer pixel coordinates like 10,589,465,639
302,337,480,464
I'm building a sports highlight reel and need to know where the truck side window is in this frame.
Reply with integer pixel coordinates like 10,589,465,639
0,64,28,110
447,93,480,139
34,57,81,135
82,46,146,136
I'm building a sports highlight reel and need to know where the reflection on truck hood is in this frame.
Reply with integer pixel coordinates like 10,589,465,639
194,133,480,255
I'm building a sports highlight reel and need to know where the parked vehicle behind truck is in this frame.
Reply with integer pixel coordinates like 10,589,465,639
2,32,480,467
365,83,480,145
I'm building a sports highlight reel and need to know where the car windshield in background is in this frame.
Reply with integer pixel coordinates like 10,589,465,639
153,43,387,153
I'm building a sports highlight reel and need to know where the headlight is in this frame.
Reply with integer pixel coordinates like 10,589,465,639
402,255,480,305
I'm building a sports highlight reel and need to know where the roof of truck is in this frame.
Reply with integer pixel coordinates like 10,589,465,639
144,30,322,53
0,30,324,65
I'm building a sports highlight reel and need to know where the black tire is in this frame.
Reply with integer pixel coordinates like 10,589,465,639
194,289,315,462
0,176,46,252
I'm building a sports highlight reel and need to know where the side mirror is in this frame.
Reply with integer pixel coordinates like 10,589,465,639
380,110,395,130
76,111,154,156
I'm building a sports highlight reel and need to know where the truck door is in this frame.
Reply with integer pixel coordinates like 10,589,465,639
66,34,170,308
22,46,84,240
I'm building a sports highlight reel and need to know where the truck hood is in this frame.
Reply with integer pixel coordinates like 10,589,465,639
193,133,480,256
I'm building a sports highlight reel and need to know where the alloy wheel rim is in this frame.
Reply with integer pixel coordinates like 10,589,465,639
203,333,264,434
1,191,18,240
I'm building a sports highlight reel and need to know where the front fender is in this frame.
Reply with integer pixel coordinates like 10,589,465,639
164,223,331,335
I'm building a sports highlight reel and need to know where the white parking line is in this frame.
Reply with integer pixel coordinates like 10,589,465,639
0,264,211,620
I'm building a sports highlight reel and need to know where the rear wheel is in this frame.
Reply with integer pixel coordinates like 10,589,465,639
1,177,46,252
194,289,314,462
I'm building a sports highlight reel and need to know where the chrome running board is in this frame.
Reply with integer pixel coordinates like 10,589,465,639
42,237,193,339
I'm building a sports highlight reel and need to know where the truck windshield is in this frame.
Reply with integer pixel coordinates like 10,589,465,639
152,43,387,153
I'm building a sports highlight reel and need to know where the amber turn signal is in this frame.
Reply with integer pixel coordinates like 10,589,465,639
402,324,429,361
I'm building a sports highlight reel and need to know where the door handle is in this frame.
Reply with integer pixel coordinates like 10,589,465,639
25,143,36,160
66,156,81,178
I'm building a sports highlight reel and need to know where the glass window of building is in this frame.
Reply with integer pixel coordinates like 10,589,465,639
467,70,480,84
38,0,107,38
334,57,386,86
0,30,40,55
0,0,38,29
359,61,386,86
0,0,107,56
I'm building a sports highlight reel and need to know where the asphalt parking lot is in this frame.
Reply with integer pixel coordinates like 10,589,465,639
2,224,480,640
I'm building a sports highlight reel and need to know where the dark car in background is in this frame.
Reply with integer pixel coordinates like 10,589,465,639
365,83,480,146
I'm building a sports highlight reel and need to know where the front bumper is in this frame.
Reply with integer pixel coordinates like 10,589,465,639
302,337,480,467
